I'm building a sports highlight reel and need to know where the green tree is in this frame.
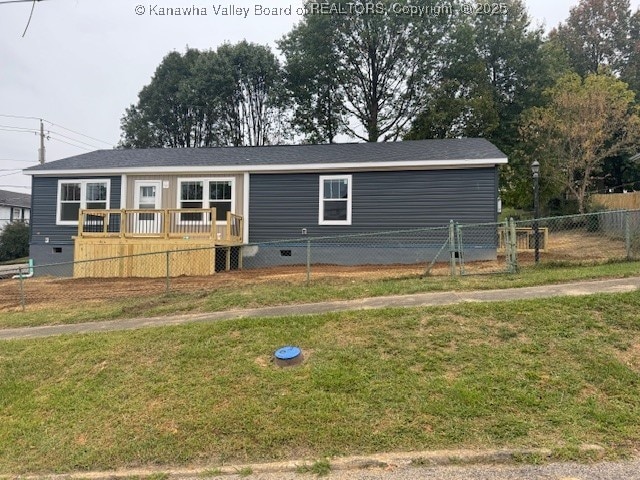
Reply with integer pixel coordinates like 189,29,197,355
520,72,640,214
0,222,29,262
551,0,639,86
278,11,346,143
406,14,500,140
120,42,284,148
407,0,551,148
191,41,285,146
120,49,205,148
280,0,452,142
626,9,640,94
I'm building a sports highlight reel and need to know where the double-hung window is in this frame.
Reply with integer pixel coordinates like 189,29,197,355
57,179,110,224
319,175,352,225
180,181,205,222
178,178,235,223
209,180,233,221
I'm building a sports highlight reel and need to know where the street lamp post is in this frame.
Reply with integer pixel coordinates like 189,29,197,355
531,160,540,264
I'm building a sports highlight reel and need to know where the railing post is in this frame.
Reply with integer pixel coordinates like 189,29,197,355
121,209,126,238
212,208,217,240
78,209,84,237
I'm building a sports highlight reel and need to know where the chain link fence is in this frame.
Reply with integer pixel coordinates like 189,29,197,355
513,209,640,268
1,210,639,312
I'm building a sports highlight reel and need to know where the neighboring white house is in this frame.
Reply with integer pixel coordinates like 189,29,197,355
0,189,31,230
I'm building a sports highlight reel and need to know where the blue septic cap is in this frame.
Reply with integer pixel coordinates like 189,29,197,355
275,346,301,360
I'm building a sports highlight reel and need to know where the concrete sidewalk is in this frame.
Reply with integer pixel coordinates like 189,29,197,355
1,276,639,341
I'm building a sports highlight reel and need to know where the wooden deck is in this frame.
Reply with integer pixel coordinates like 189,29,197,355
73,208,243,278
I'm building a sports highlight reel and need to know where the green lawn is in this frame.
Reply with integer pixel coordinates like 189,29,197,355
1,292,639,473
1,261,640,329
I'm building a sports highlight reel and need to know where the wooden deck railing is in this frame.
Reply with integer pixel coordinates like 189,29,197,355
498,226,549,252
77,208,243,243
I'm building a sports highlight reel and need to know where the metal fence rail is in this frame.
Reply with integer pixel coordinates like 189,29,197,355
1,210,639,312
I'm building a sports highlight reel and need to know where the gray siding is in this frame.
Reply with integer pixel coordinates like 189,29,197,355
29,176,121,272
248,168,498,241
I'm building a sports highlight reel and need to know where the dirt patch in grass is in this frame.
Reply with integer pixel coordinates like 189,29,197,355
0,264,425,312
0,231,634,314
614,341,640,373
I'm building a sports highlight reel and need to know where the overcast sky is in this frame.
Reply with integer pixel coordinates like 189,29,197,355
1,0,639,194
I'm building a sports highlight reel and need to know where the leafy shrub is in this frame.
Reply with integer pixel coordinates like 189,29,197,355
0,221,29,261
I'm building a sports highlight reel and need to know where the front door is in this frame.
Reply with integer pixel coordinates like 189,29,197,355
134,181,162,234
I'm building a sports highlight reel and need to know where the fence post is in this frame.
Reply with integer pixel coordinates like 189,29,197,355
449,220,457,277
18,267,25,312
503,219,511,273
456,223,465,275
509,218,518,273
165,251,171,294
625,210,632,261
306,238,311,286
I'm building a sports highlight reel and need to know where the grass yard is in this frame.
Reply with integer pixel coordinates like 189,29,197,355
0,261,639,328
1,292,640,473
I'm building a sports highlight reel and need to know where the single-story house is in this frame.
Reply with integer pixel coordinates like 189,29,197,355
25,138,507,277
0,189,31,230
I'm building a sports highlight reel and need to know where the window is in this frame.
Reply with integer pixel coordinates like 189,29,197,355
177,178,235,223
11,207,21,221
319,175,352,225
180,181,204,222
209,180,232,221
57,179,110,224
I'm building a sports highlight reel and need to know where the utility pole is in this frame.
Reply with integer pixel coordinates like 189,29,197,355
38,118,45,164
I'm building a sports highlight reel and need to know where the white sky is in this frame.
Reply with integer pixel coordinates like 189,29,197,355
1,0,639,193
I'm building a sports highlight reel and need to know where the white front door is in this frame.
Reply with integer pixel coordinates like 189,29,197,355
134,181,162,234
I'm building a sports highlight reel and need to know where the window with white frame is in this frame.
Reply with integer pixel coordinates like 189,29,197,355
319,175,352,225
177,178,235,223
209,180,233,221
179,180,205,222
57,179,110,224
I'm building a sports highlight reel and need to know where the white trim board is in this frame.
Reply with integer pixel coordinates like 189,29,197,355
26,158,508,176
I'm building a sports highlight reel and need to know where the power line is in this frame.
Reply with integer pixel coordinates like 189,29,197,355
44,120,113,147
0,185,30,189
0,115,114,149
0,0,47,4
0,125,39,133
21,0,37,37
47,136,93,151
48,130,103,150
0,114,40,121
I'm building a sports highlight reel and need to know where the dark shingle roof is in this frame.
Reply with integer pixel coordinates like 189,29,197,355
0,189,31,208
25,138,506,172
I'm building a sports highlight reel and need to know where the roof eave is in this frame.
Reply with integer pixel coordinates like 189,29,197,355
25,158,508,176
